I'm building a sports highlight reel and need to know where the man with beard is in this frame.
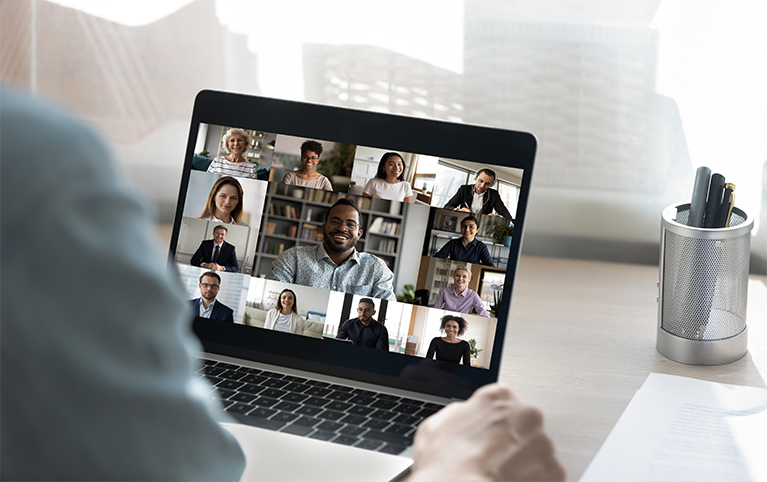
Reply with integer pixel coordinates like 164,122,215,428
336,298,389,350
268,199,395,300
189,271,235,322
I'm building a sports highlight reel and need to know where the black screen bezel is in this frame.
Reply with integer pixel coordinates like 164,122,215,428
172,90,536,400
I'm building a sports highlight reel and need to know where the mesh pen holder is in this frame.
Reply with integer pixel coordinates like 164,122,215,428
657,202,752,365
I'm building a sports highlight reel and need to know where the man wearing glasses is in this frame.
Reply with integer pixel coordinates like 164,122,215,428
190,271,235,322
268,198,395,300
336,298,389,350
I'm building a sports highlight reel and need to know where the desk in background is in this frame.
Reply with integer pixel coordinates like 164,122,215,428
506,256,767,480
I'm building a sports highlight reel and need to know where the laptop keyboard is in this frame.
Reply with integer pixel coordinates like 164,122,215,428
196,358,446,454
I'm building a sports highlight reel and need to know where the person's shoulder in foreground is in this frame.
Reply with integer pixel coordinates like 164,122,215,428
0,86,245,480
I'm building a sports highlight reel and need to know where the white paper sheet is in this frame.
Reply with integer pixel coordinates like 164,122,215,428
580,373,767,482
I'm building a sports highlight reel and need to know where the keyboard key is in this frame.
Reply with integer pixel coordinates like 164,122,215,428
362,419,390,431
203,366,226,377
259,371,284,379
296,406,323,416
339,414,366,425
352,389,376,397
379,444,406,455
326,401,352,412
261,388,287,399
275,401,300,412
283,383,310,393
332,435,358,445
306,380,330,388
400,398,425,406
249,407,277,418
229,413,286,431
371,399,397,410
239,383,266,395
423,402,445,410
309,430,335,441
282,375,308,383
348,395,375,405
271,412,300,423
293,417,321,427
340,425,367,436
229,392,257,404
347,405,374,416
385,424,414,436
282,424,314,436
393,414,420,425
215,362,240,370
305,387,332,397
219,370,246,381
316,421,343,432
252,397,280,408
225,402,254,415
199,358,217,366
215,388,236,400
235,366,262,374
392,403,420,415
261,378,289,389
415,407,439,418
326,391,353,401
304,397,331,408
317,410,345,421
362,429,409,446
370,410,397,421
282,393,309,403
241,375,267,385
327,384,354,392
216,380,245,391
355,440,382,451
375,394,401,402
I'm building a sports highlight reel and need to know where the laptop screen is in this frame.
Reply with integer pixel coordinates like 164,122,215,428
171,91,535,399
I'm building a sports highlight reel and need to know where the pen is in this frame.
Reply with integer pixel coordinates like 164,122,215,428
717,183,735,228
703,173,725,228
689,166,711,227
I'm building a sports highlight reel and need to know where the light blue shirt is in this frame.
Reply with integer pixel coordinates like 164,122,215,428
0,87,245,480
268,243,396,300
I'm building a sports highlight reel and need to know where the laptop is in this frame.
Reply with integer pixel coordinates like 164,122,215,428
169,90,537,480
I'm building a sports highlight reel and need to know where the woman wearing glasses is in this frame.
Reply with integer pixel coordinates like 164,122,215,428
264,288,305,334
282,140,333,191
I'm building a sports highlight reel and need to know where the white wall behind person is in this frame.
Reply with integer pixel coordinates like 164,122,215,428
177,264,249,324
394,203,430,297
246,278,332,317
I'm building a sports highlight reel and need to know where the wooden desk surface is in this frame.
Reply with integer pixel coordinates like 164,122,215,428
503,256,767,481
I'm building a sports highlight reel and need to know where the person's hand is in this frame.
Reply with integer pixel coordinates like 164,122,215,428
410,384,565,482
456,207,472,213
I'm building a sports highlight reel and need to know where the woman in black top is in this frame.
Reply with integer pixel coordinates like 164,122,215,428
426,315,471,365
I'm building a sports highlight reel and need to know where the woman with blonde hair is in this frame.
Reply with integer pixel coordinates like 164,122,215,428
264,289,304,334
198,176,249,226
207,128,257,179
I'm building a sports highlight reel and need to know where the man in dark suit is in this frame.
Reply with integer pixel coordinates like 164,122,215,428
444,168,514,221
190,225,239,272
189,272,235,322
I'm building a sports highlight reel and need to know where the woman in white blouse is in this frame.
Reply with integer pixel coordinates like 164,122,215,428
197,176,249,226
362,152,414,203
264,289,304,335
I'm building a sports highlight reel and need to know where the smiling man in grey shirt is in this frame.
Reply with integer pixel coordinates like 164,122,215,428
268,199,395,300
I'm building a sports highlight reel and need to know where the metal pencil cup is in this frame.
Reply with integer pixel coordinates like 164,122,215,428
657,202,753,365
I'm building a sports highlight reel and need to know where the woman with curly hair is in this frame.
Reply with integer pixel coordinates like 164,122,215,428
425,315,471,365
